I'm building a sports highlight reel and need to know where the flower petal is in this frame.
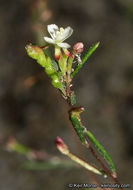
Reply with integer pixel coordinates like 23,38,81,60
47,24,59,39
56,27,73,42
57,42,71,49
44,37,54,44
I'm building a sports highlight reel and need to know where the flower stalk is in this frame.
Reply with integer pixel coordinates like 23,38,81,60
55,137,103,176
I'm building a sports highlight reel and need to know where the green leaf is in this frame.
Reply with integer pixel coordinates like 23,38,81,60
70,116,85,143
70,108,86,144
84,130,116,174
82,42,100,64
72,42,100,78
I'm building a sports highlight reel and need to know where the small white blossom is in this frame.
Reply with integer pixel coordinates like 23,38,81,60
44,24,73,49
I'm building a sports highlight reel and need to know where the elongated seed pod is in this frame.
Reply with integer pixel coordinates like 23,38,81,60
26,45,47,67
26,44,62,89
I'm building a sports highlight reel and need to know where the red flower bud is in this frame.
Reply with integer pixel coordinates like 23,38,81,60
73,42,84,53
55,137,69,155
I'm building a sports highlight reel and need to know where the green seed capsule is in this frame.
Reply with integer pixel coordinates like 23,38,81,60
45,57,55,75
25,44,46,67
51,74,62,89
37,54,47,68
26,44,62,90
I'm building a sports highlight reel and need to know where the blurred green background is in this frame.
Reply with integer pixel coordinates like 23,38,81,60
0,0,133,189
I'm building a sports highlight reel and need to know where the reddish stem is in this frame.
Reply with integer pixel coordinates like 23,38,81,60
40,44,49,49
85,140,122,189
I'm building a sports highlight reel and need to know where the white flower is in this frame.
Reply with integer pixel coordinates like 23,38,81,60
44,24,73,49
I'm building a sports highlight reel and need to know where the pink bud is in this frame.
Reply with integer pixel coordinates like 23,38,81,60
55,137,69,155
55,136,64,149
73,42,84,53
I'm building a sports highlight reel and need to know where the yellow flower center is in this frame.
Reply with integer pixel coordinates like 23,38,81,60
56,28,64,37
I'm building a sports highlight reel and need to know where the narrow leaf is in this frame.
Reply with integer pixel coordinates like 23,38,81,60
82,42,100,64
72,42,100,78
70,115,85,143
69,108,86,144
84,130,116,174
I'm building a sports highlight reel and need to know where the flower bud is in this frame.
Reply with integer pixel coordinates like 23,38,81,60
73,42,84,53
55,137,69,155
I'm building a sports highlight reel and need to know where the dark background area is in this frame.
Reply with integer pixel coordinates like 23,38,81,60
0,0,133,189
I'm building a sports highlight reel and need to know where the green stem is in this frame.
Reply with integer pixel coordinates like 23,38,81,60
68,152,102,176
